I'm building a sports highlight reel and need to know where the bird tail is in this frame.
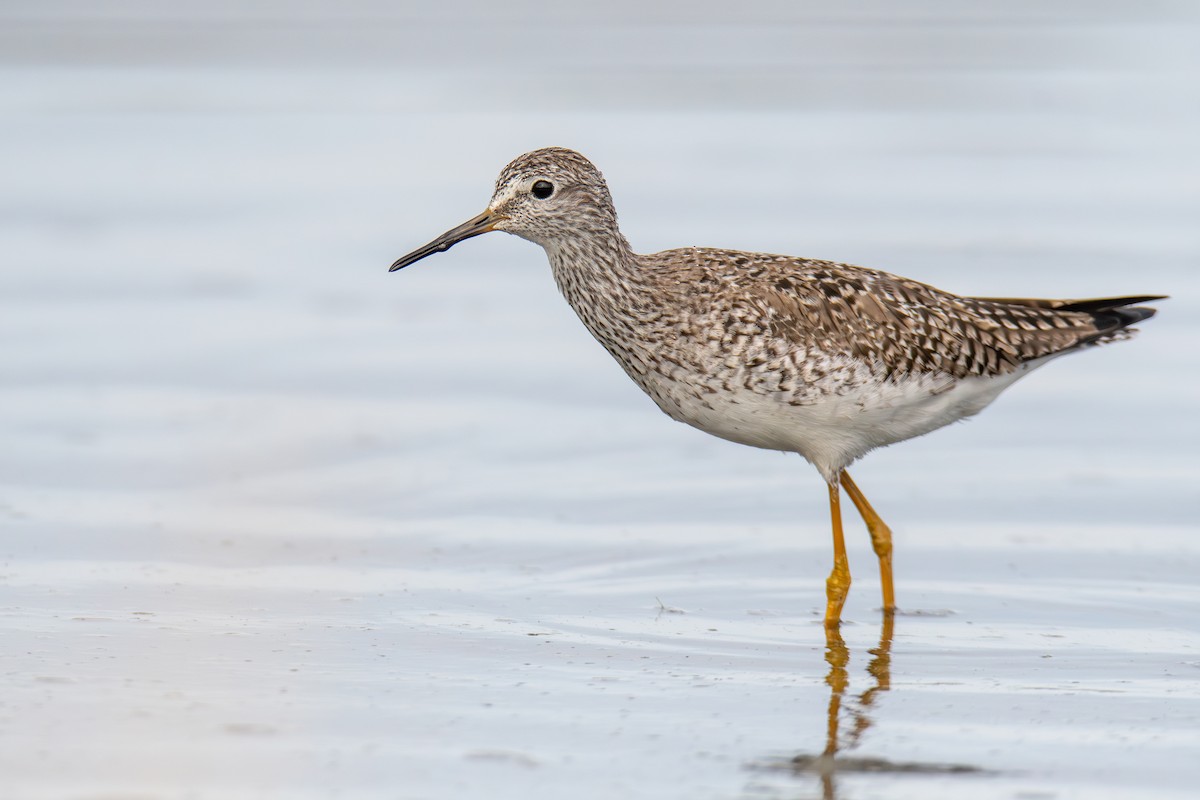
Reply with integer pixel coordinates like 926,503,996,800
974,294,1166,347
1054,296,1164,342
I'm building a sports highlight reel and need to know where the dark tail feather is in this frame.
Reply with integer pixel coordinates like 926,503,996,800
1056,296,1163,337
1101,304,1157,327
1056,295,1165,344
978,294,1167,314
1054,295,1166,315
976,293,1166,348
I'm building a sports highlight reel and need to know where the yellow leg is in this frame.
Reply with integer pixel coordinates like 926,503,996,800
824,480,851,629
840,470,895,613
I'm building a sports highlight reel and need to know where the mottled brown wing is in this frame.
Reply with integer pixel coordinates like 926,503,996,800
747,257,1158,379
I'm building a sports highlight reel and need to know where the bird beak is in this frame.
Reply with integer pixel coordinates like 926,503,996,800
389,210,499,272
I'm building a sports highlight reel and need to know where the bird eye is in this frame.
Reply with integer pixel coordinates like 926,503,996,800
531,180,554,199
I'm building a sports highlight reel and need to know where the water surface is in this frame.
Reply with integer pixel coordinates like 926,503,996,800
1,3,1198,798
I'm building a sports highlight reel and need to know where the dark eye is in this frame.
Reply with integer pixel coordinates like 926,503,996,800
531,180,554,199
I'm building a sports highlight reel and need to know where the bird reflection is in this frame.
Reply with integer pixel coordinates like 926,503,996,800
826,614,893,755
795,615,896,800
766,614,982,796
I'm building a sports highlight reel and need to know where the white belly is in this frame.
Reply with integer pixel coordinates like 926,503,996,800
649,359,1049,482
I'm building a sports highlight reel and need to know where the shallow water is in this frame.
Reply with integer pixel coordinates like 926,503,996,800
2,4,1199,799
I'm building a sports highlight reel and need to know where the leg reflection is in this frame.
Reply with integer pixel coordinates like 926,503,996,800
819,628,852,800
822,618,894,759
799,620,897,799
848,612,894,747
770,617,980,794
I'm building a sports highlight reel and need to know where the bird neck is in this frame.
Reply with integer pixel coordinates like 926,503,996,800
544,224,647,318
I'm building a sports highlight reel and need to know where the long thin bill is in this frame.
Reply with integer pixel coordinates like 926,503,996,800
389,210,497,272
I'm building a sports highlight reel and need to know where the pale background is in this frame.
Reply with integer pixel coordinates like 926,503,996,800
1,2,1198,799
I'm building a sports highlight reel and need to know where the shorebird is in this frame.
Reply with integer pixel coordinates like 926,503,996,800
389,147,1162,628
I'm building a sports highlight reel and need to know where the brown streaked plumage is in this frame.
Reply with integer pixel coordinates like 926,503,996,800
389,146,1163,629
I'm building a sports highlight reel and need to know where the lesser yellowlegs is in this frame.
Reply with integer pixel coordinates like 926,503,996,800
389,147,1163,628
